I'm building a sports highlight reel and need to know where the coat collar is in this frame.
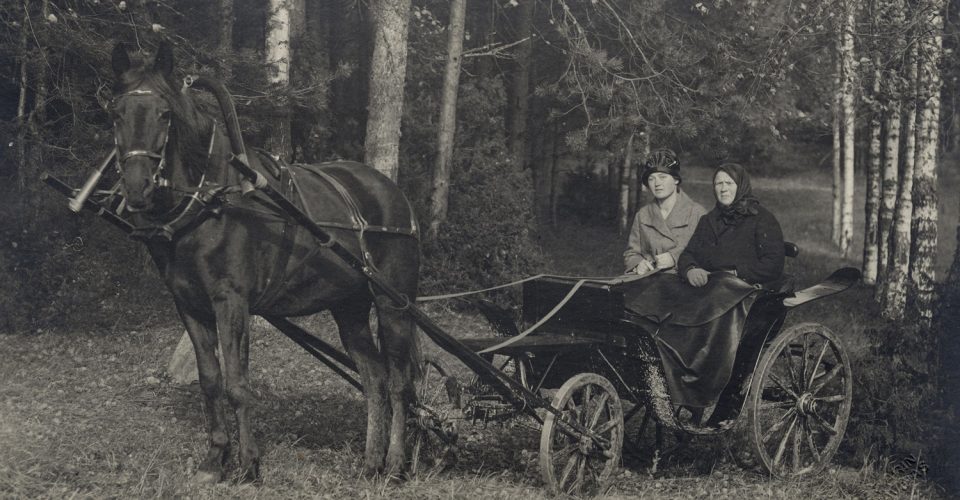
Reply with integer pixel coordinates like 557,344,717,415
639,190,696,241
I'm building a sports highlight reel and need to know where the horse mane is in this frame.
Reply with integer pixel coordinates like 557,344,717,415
114,52,212,180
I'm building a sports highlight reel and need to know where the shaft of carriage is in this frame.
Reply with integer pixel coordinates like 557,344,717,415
226,154,612,449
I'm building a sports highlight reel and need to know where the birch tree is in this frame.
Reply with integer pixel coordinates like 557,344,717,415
618,132,635,234
365,0,413,181
882,41,920,320
839,0,856,256
507,0,534,166
427,0,467,241
831,29,843,247
909,0,945,325
265,0,292,160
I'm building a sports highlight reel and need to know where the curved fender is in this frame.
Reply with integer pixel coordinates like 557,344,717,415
782,267,861,308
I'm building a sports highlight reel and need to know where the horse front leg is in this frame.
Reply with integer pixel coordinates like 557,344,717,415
213,294,261,483
178,310,231,484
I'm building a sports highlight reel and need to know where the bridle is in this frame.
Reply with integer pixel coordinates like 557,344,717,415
112,88,174,189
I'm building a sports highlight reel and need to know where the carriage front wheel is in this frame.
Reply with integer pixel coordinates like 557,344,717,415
539,373,624,495
745,322,853,476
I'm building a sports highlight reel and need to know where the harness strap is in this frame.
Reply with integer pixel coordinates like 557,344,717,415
253,166,300,311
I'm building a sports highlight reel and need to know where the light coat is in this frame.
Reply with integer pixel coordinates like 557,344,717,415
623,190,707,273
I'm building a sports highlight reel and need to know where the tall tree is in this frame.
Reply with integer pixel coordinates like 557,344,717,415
831,26,843,247
909,0,946,325
839,0,857,256
618,132,635,234
265,0,293,160
217,0,234,79
364,0,413,181
506,0,534,166
863,20,883,285
882,41,920,320
427,0,467,241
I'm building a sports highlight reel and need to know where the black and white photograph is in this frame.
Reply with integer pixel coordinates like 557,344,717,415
0,0,958,497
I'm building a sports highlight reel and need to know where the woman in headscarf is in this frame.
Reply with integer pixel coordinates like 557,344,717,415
623,149,707,275
678,163,784,287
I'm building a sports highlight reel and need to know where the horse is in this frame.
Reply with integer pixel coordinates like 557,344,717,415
108,41,422,482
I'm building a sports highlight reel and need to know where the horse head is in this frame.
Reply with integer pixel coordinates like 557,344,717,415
110,42,207,214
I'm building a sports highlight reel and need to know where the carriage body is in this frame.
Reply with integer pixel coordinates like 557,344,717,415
456,268,857,493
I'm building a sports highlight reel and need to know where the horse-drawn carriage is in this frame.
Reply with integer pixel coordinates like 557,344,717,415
43,42,856,495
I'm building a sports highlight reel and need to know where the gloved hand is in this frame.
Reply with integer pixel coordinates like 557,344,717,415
654,253,675,270
634,260,655,274
687,267,709,287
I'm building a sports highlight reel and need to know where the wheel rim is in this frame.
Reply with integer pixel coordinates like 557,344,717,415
409,357,459,475
540,373,624,495
749,324,852,476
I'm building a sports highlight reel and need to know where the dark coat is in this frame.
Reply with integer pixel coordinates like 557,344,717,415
678,204,784,285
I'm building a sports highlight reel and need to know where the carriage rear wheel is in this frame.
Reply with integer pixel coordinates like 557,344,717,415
539,373,624,495
408,356,460,476
745,322,852,476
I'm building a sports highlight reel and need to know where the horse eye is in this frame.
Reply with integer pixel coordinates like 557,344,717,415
159,110,171,120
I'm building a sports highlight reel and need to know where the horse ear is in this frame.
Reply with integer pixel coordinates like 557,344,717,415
111,42,130,77
154,41,174,78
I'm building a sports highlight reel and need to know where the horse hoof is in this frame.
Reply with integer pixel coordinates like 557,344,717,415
238,464,262,485
192,470,222,486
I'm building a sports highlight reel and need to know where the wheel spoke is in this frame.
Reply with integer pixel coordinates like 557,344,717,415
572,452,588,492
804,419,822,463
595,418,620,435
814,394,846,403
759,400,794,410
792,415,803,472
768,373,800,400
806,341,830,389
772,415,798,468
783,343,803,391
799,334,810,390
762,407,797,444
808,410,838,436
559,451,580,488
808,364,842,396
588,393,610,428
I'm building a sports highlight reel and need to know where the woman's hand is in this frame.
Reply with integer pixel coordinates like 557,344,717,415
634,260,655,274
687,267,709,287
654,253,675,270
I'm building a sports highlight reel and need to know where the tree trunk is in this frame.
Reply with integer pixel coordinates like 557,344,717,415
839,2,856,256
882,43,920,321
217,0,234,79
16,0,30,193
364,0,413,181
550,121,560,226
618,133,635,234
506,0,534,167
909,0,945,326
630,130,649,218
863,59,882,285
831,30,843,247
265,0,293,161
426,0,467,241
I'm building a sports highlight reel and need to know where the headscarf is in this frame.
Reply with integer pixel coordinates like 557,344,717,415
714,163,759,225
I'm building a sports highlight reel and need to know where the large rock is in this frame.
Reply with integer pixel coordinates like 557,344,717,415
166,331,199,384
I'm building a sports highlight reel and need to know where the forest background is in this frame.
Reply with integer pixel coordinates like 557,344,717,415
2,0,960,496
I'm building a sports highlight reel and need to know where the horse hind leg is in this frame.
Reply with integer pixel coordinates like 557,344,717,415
375,294,423,477
213,296,262,483
179,311,231,484
331,298,390,477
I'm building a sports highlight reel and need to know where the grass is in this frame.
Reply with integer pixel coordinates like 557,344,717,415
2,163,957,498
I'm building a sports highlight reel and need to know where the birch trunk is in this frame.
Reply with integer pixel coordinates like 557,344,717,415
863,60,882,285
426,0,467,241
877,0,905,285
882,43,919,321
618,133,635,234
909,0,945,325
365,0,413,181
630,130,649,218
831,30,843,247
265,0,292,161
839,3,856,256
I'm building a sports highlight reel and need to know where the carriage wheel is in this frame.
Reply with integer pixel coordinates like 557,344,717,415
540,373,624,495
745,322,852,476
408,356,460,476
